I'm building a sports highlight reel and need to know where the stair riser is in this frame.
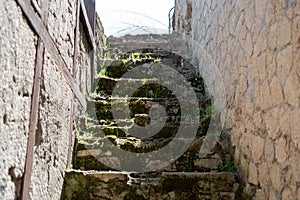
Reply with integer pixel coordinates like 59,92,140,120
74,135,233,173
61,171,239,200
95,77,203,97
87,99,211,124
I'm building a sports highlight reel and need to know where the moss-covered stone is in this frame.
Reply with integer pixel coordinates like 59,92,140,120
61,171,240,200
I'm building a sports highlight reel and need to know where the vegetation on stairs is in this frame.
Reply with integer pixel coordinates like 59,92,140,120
61,42,245,199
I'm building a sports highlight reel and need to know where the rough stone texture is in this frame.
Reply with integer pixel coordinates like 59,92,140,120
61,170,240,200
29,51,73,200
0,0,105,199
47,0,77,73
175,0,300,199
107,33,194,62
76,22,93,95
0,1,37,199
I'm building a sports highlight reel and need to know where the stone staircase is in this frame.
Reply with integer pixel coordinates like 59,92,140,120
61,35,244,200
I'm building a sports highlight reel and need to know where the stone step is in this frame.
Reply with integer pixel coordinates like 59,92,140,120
86,97,211,122
99,51,202,84
98,50,185,78
74,135,233,173
61,170,242,200
98,58,159,79
78,123,180,138
105,33,192,54
94,76,203,98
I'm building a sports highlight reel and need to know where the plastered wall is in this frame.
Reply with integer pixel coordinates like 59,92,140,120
175,0,300,199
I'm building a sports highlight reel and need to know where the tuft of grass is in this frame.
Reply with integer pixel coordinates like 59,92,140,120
214,130,229,138
99,68,110,77
202,105,214,118
218,161,237,172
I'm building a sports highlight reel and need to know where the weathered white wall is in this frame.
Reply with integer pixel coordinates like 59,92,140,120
175,0,300,199
30,51,74,200
0,1,37,199
28,1,78,199
0,0,105,199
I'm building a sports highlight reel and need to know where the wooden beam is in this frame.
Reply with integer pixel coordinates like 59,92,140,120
16,0,86,109
20,0,50,198
21,38,44,200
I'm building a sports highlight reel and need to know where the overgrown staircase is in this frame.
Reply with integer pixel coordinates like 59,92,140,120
61,34,244,200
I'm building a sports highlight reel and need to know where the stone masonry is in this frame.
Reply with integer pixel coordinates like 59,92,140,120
175,0,300,199
0,0,105,199
61,36,244,199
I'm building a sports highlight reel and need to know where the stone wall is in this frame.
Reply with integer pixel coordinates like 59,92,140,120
0,1,37,199
0,0,105,199
175,0,300,199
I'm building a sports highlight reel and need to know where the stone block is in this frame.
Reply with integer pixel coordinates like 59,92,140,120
251,135,265,161
264,108,280,140
290,109,300,148
255,189,266,200
269,17,291,50
270,77,284,106
269,163,284,192
194,157,222,171
277,46,292,84
258,162,270,188
275,137,288,163
264,137,275,164
248,162,258,185
284,69,300,107
259,80,272,110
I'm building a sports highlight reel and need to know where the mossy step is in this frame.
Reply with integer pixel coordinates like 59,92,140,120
74,137,202,171
61,170,241,200
94,78,202,98
87,98,181,120
95,76,161,95
98,59,132,78
77,124,180,139
87,97,211,122
74,135,234,173
99,58,158,78
94,74,205,96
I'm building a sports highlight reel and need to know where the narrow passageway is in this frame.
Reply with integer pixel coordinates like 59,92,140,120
3,0,300,199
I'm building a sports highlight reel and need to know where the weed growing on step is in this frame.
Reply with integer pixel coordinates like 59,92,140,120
196,74,205,86
154,57,161,63
218,161,237,172
214,130,229,138
200,105,214,120
100,69,111,77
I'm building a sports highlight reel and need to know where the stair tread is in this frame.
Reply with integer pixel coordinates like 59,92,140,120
89,96,210,102
65,169,237,176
